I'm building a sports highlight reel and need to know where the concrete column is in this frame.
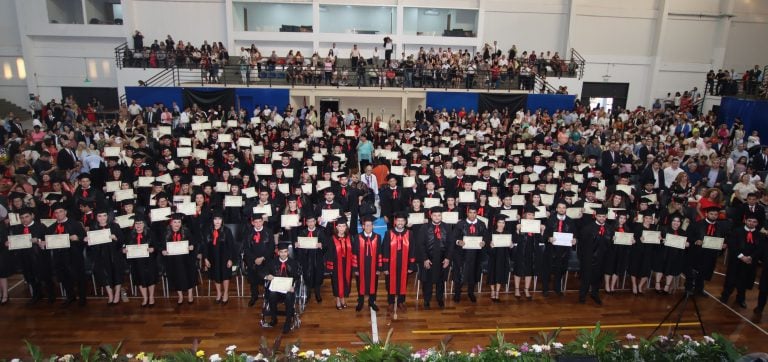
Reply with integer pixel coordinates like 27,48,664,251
645,0,670,105
563,0,577,57
711,0,735,70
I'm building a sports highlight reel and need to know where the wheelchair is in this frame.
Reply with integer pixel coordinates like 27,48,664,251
259,274,307,331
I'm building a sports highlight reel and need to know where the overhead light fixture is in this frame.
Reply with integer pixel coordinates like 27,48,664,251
424,9,440,16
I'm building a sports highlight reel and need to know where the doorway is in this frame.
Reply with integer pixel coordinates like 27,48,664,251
589,97,613,113
581,82,629,111
319,99,339,115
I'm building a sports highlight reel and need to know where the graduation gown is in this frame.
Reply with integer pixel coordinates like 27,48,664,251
487,232,511,284
452,219,488,286
87,222,126,287
0,224,11,278
577,222,611,285
202,226,236,282
47,219,87,292
381,228,416,295
243,226,275,285
724,227,763,291
603,223,631,276
687,219,725,280
9,222,51,288
661,228,688,276
325,233,353,297
352,233,382,296
628,223,654,277
125,228,158,287
514,227,543,277
162,227,199,291
295,226,326,289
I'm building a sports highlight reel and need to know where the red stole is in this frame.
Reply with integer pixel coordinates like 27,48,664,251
388,230,411,295
330,235,352,295
354,234,380,295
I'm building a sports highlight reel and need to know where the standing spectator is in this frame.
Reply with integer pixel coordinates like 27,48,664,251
132,30,144,50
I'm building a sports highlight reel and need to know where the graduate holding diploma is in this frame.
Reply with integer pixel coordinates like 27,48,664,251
123,214,158,307
452,204,487,303
265,242,300,334
86,208,125,305
687,206,727,295
543,200,577,297
514,205,545,300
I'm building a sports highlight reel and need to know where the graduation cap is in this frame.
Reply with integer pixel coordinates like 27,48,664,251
430,207,445,213
77,173,92,180
744,211,760,221
393,211,408,220
151,180,164,187
335,215,348,224
8,191,26,200
639,196,655,204
95,207,109,215
304,211,318,220
277,242,291,251
131,214,148,223
120,199,136,207
252,212,266,219
169,212,186,221
702,206,721,214
211,209,223,219
585,187,599,194
286,194,298,202
592,207,608,215
522,204,538,214
640,209,656,217
563,191,576,197
153,192,169,200
105,156,120,162
360,215,376,223
672,196,687,204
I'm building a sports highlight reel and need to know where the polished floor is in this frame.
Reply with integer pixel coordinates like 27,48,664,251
1,265,767,357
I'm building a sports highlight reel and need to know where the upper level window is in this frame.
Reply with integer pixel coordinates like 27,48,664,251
403,8,478,37
319,5,395,35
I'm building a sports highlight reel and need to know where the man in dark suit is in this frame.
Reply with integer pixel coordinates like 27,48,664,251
577,207,610,305
639,159,665,192
751,147,768,174
56,137,78,171
542,200,577,296
600,142,620,184
264,242,301,334
736,193,766,229
720,212,763,309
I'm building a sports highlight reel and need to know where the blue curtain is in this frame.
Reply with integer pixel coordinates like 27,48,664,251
526,94,576,114
720,97,768,145
125,87,183,109
426,92,479,113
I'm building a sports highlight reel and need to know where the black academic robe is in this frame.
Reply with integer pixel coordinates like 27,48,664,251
514,225,544,277
381,228,416,295
661,227,688,276
379,186,406,221
724,227,763,291
162,227,199,291
295,226,326,289
687,219,726,280
47,219,87,297
452,219,488,286
352,233,381,296
125,228,159,287
243,226,275,284
577,222,611,289
87,222,126,287
325,233,353,297
9,222,50,289
202,226,236,283
544,215,576,275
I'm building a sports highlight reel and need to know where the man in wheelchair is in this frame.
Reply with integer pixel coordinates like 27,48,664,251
264,242,301,334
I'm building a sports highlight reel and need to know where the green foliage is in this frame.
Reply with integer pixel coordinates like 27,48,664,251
24,340,42,362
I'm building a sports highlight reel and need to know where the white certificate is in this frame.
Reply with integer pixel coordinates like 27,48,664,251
566,208,583,219
344,129,355,137
106,181,121,193
521,184,535,194
553,232,573,246
283,168,294,178
242,187,257,199
316,181,331,191
408,213,426,225
193,149,208,160
424,197,441,209
156,173,172,185
269,276,293,293
226,120,238,128
8,213,20,226
281,214,300,227
702,236,725,250
114,214,134,228
442,211,459,224
255,164,273,176
390,166,405,176
104,146,121,157
177,202,196,215
237,137,252,147
472,181,487,191
179,137,192,146
499,209,519,221
150,207,172,222
87,229,112,246
253,205,273,217
192,175,208,186
541,194,554,206
177,147,192,158
166,240,189,255
488,196,501,208
173,195,191,204
224,195,243,207
217,134,232,143
215,182,230,193
511,195,526,205
126,244,149,259
607,208,625,220
665,234,687,249
492,234,512,248
321,209,340,221
534,206,548,219
616,184,633,195
520,219,541,234
45,234,71,249
41,219,57,227
301,184,313,194
463,236,484,249
278,183,290,194
297,237,319,249
402,176,415,188
459,191,476,203
137,176,154,188
8,234,32,250
641,230,662,244
614,232,634,246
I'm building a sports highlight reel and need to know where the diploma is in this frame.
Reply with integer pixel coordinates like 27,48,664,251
616,184,633,195
344,129,355,137
253,205,273,217
465,167,478,176
665,234,687,249
565,207,583,219
702,236,725,250
459,191,476,203
607,208,625,220
511,195,526,205
521,184,535,194
226,120,238,128
114,189,135,201
137,176,154,188
126,244,150,259
166,240,189,255
224,195,243,207
641,230,662,244
423,197,441,209
176,147,192,158
269,276,293,293
472,181,487,191
217,134,232,143
177,202,196,215
499,209,519,221
541,194,554,206
179,137,192,146
408,213,426,225
156,173,172,185
402,176,415,188
491,234,512,248
390,166,405,176
106,181,121,193
533,165,546,174
306,166,318,176
614,232,634,246
242,187,257,199
462,236,484,250
283,168,294,178
316,181,331,191
193,149,208,160
87,229,112,246
442,211,459,224
45,234,71,249
8,213,20,226
114,214,134,228
215,182,230,193
297,237,319,249
321,209,340,222
583,202,602,213
255,164,273,176
534,206,548,219
301,184,313,194
104,146,121,157
552,232,573,247
150,207,172,222
278,183,290,194
192,175,209,186
8,234,32,250
488,196,501,208
520,219,541,234
281,214,300,227
237,137,252,147
41,219,57,227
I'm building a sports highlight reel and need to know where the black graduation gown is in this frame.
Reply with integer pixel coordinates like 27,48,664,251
661,228,688,276
47,219,87,292
202,226,236,282
9,222,50,287
724,227,763,291
243,226,275,286
125,229,158,287
325,233,353,297
487,231,511,284
295,226,326,289
543,215,576,276
87,223,126,287
628,223,654,277
452,219,488,286
0,224,11,278
603,223,631,276
352,233,381,296
514,227,543,277
687,219,725,280
577,222,611,283
381,228,416,295
162,227,199,291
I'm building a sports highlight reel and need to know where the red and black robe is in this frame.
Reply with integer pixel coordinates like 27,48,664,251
381,229,415,295
325,234,352,297
352,233,381,296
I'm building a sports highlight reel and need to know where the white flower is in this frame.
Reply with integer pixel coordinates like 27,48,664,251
626,333,636,340
631,345,639,349
541,345,551,352
622,345,630,349
291,345,299,354
11,359,21,362
225,345,237,352
209,354,221,362
305,350,314,358
582,343,589,349
531,344,543,353
469,353,476,358
703,336,715,344
321,349,331,357
552,342,564,349
125,355,134,359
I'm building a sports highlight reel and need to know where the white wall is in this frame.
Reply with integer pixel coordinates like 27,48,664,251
723,0,768,71
128,0,227,47
339,96,402,122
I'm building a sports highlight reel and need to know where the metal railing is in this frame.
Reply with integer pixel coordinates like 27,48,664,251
570,48,585,80
114,41,128,69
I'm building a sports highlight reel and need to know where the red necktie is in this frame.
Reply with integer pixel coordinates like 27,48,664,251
83,214,89,225
56,223,65,234
478,208,484,216
280,261,287,275
297,197,302,208
469,224,476,234
174,232,181,241
599,225,605,236
422,168,427,175
271,191,276,199
392,189,398,199
747,231,754,244
253,231,261,244
341,188,347,197
83,189,88,198
213,229,219,246
23,226,30,234
174,184,181,194
136,233,143,245
434,226,441,240
365,236,371,256
707,224,715,236
457,179,464,189
558,220,563,232
326,203,332,209
308,230,313,237
617,227,624,232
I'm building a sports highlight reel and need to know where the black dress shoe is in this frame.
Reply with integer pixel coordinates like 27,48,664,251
248,297,257,307
267,319,277,327
62,297,75,307
578,298,586,304
148,302,155,308
542,291,550,297
719,296,728,304
140,301,148,308
468,294,477,303
78,298,87,307
437,299,445,308
221,299,229,305
754,307,764,315
555,291,564,297
590,294,602,305
423,302,431,309
315,294,322,303
282,322,291,334
738,301,747,309
369,303,379,312
188,300,194,305
452,294,460,303
177,300,184,305
355,302,364,312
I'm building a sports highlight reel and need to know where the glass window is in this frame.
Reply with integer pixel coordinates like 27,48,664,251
47,0,85,24
403,8,478,37
319,5,395,35
85,0,123,25
232,2,313,32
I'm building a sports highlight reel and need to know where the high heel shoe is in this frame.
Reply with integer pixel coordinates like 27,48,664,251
514,290,521,299
524,290,532,300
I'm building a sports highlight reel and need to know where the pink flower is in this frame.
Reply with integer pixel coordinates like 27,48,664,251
520,343,529,353
625,333,636,341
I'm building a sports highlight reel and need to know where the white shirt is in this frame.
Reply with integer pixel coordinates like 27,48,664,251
363,173,378,195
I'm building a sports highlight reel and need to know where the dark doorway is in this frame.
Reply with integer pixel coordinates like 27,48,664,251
320,99,339,115
61,87,119,110
581,82,629,111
